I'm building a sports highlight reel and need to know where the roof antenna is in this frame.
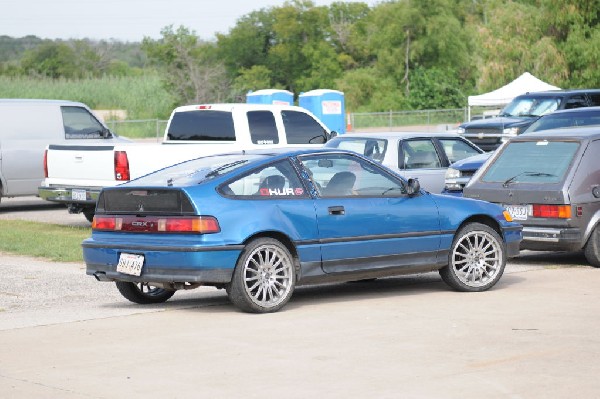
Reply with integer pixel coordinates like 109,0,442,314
242,149,246,155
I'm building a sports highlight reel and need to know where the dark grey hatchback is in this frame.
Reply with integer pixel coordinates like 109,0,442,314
463,127,600,266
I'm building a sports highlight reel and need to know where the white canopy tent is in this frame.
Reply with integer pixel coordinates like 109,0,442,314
467,72,560,120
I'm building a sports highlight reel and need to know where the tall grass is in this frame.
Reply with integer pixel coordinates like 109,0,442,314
0,73,177,120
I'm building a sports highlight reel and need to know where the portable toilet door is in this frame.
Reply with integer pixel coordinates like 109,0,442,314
246,89,294,105
299,89,345,134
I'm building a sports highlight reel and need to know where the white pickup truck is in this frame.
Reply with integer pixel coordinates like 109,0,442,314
39,103,332,221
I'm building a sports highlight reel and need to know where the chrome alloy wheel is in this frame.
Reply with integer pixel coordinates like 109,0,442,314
243,243,294,308
451,230,502,287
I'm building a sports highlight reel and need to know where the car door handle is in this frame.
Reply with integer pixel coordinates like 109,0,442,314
328,206,345,215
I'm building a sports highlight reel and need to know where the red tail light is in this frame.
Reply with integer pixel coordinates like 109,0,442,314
114,151,130,181
92,216,220,234
43,149,48,178
532,204,571,219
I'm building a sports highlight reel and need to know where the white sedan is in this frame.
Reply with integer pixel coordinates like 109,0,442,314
325,131,484,193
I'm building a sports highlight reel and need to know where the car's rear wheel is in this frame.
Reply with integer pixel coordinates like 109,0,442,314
115,281,176,304
227,238,296,313
440,222,506,291
584,225,600,267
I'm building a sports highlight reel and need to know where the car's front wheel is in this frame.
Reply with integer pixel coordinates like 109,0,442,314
115,281,176,304
440,222,506,291
584,225,600,267
227,238,296,313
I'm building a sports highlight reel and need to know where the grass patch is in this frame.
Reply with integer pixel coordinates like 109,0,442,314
0,220,90,262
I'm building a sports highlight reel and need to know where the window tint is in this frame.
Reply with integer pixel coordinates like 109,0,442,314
325,138,387,162
167,110,235,141
482,141,579,184
400,139,442,169
299,154,405,197
61,106,106,139
248,111,279,144
221,160,307,198
438,138,481,163
282,111,326,144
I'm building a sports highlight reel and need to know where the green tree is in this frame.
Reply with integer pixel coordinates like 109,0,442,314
143,26,230,105
20,41,78,78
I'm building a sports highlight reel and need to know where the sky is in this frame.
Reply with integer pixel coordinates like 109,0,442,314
1,0,378,42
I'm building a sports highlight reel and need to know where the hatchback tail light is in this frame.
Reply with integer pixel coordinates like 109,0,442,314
92,215,220,234
532,204,571,219
114,151,130,181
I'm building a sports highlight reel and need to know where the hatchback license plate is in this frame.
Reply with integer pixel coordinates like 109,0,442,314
117,253,144,276
72,189,87,201
505,205,528,221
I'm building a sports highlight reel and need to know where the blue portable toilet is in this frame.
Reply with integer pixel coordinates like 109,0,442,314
299,89,346,134
246,89,294,105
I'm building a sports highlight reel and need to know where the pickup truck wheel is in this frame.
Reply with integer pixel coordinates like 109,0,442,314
115,281,176,304
584,225,600,267
227,238,295,313
440,222,506,292
83,208,95,223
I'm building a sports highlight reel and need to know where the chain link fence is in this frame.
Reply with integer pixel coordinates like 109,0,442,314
104,108,473,140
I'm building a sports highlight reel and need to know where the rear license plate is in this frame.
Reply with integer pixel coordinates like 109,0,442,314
117,253,144,276
72,189,87,201
505,205,528,221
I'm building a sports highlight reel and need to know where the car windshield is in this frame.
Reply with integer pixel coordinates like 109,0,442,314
525,111,600,133
325,137,388,162
130,154,266,186
500,97,561,117
481,141,579,184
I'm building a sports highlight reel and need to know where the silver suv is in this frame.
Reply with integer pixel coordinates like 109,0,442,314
463,127,600,266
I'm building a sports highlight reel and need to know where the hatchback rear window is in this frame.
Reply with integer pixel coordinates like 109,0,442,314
166,110,235,141
481,141,579,184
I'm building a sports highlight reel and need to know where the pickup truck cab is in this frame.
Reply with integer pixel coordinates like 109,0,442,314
458,89,600,151
39,103,332,221
0,99,127,204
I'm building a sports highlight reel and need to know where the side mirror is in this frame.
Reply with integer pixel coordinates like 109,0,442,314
406,178,421,196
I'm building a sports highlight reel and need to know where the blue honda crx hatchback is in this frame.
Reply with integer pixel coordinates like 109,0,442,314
83,148,522,313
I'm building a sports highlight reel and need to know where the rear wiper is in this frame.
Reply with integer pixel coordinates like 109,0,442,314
205,160,248,179
503,171,556,188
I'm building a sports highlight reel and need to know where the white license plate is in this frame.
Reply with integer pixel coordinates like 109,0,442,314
505,205,528,221
72,189,87,201
116,253,145,276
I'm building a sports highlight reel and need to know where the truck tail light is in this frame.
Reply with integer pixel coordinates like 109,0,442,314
43,149,48,178
532,204,571,219
114,151,130,181
92,216,220,234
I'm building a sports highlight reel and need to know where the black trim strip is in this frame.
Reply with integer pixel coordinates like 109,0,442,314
48,144,115,151
81,242,244,252
502,225,523,232
295,230,452,246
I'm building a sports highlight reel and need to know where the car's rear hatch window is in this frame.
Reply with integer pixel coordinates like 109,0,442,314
167,110,235,141
96,189,195,215
481,140,579,184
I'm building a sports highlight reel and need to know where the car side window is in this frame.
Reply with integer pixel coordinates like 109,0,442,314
221,159,307,198
399,139,442,170
438,138,481,164
299,154,406,197
587,93,600,106
248,111,279,144
61,106,107,139
564,95,588,109
281,111,326,144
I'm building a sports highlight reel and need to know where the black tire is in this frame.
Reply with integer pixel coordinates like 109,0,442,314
440,222,506,292
83,208,95,223
584,225,600,267
227,238,296,313
115,281,176,304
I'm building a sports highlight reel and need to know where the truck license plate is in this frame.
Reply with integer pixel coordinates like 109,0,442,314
72,189,87,201
504,205,528,221
117,253,144,276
